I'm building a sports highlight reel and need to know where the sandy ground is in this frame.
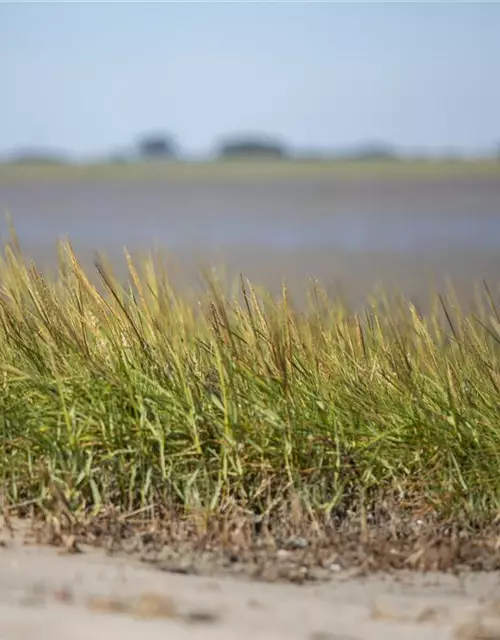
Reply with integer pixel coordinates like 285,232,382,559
2,525,500,640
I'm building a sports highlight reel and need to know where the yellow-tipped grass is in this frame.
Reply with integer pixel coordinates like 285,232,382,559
1,237,500,523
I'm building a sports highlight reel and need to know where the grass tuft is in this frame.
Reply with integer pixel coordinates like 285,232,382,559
1,237,500,529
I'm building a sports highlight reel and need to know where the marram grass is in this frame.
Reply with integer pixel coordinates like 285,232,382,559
1,238,500,524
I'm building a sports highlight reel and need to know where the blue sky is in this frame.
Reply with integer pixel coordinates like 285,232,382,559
1,2,499,158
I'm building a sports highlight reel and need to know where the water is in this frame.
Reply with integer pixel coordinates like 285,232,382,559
1,177,500,254
1,175,500,311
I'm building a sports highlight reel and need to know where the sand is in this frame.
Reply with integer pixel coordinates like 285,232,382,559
2,523,500,640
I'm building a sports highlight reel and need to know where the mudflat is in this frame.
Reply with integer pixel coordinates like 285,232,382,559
1,165,500,310
2,172,500,253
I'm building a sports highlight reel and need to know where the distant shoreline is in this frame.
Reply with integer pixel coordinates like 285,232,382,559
0,159,499,184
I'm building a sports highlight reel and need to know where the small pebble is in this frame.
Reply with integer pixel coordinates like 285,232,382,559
287,536,308,550
185,609,219,624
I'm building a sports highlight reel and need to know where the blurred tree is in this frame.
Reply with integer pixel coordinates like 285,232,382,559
136,133,178,160
217,134,288,159
6,148,68,165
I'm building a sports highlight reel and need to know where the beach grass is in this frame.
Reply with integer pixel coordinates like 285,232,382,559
1,233,500,529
